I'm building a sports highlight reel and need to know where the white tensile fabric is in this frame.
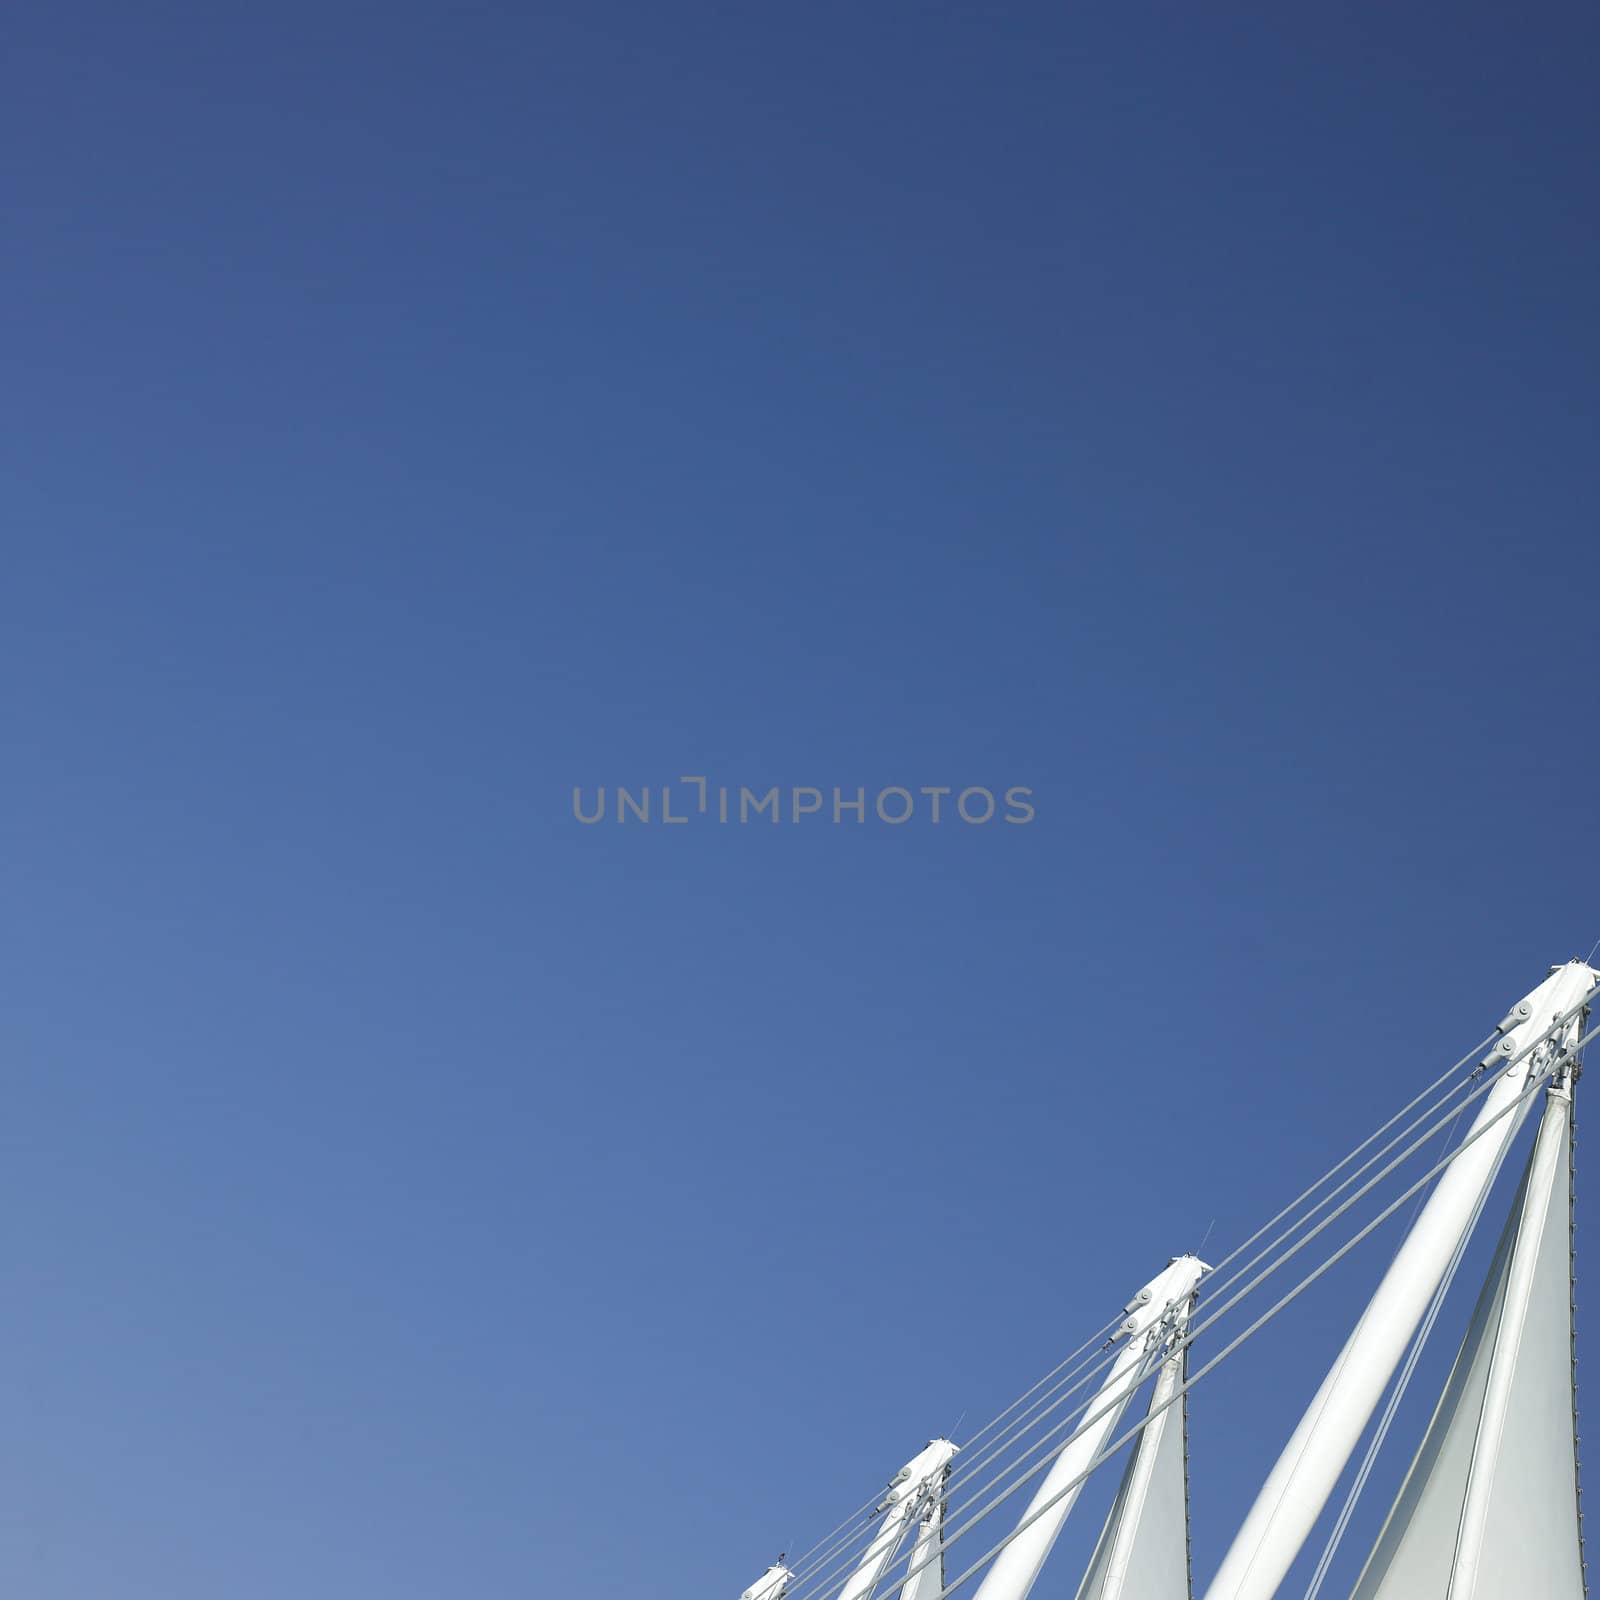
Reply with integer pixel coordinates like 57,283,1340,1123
1350,1090,1584,1600
1075,1354,1193,1600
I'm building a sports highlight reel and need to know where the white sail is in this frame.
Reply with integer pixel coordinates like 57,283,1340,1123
1074,1350,1193,1600
1350,1085,1584,1599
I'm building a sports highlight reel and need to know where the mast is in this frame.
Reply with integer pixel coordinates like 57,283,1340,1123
1202,959,1597,1600
902,1476,950,1600
972,1254,1207,1600
838,1440,959,1600
741,1563,793,1600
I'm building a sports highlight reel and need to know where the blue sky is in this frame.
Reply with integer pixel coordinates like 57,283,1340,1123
4,4,1599,1597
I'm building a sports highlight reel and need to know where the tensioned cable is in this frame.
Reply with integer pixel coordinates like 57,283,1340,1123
909,1326,1149,1512
798,1016,1505,1587
786,1468,977,1600
850,1036,1594,1600
1200,1029,1499,1282
924,1025,1562,1538
778,996,1588,1600
940,1023,1504,1500
936,1005,1579,1510
941,1046,1487,1503
786,1050,1485,1600
782,1342,1125,1599
793,1070,1516,1600
788,1023,1570,1600
779,1501,892,1591
793,1342,1171,1600
888,1058,1542,1594
940,1043,1491,1504
780,1315,1124,1590
1195,1068,1481,1310
952,1313,1126,1457
802,1010,1597,1600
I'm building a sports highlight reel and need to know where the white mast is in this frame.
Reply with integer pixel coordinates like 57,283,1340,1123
741,1563,793,1600
972,1254,1208,1600
838,1440,959,1600
903,1489,948,1600
1203,959,1598,1600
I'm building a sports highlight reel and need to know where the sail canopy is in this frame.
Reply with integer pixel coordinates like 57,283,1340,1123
1351,1087,1584,1599
1075,1352,1193,1600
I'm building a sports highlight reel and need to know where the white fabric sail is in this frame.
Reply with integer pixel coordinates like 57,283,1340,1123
1350,1087,1584,1600
1074,1351,1193,1600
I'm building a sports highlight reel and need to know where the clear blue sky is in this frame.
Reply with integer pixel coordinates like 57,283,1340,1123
5,5,1598,1597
